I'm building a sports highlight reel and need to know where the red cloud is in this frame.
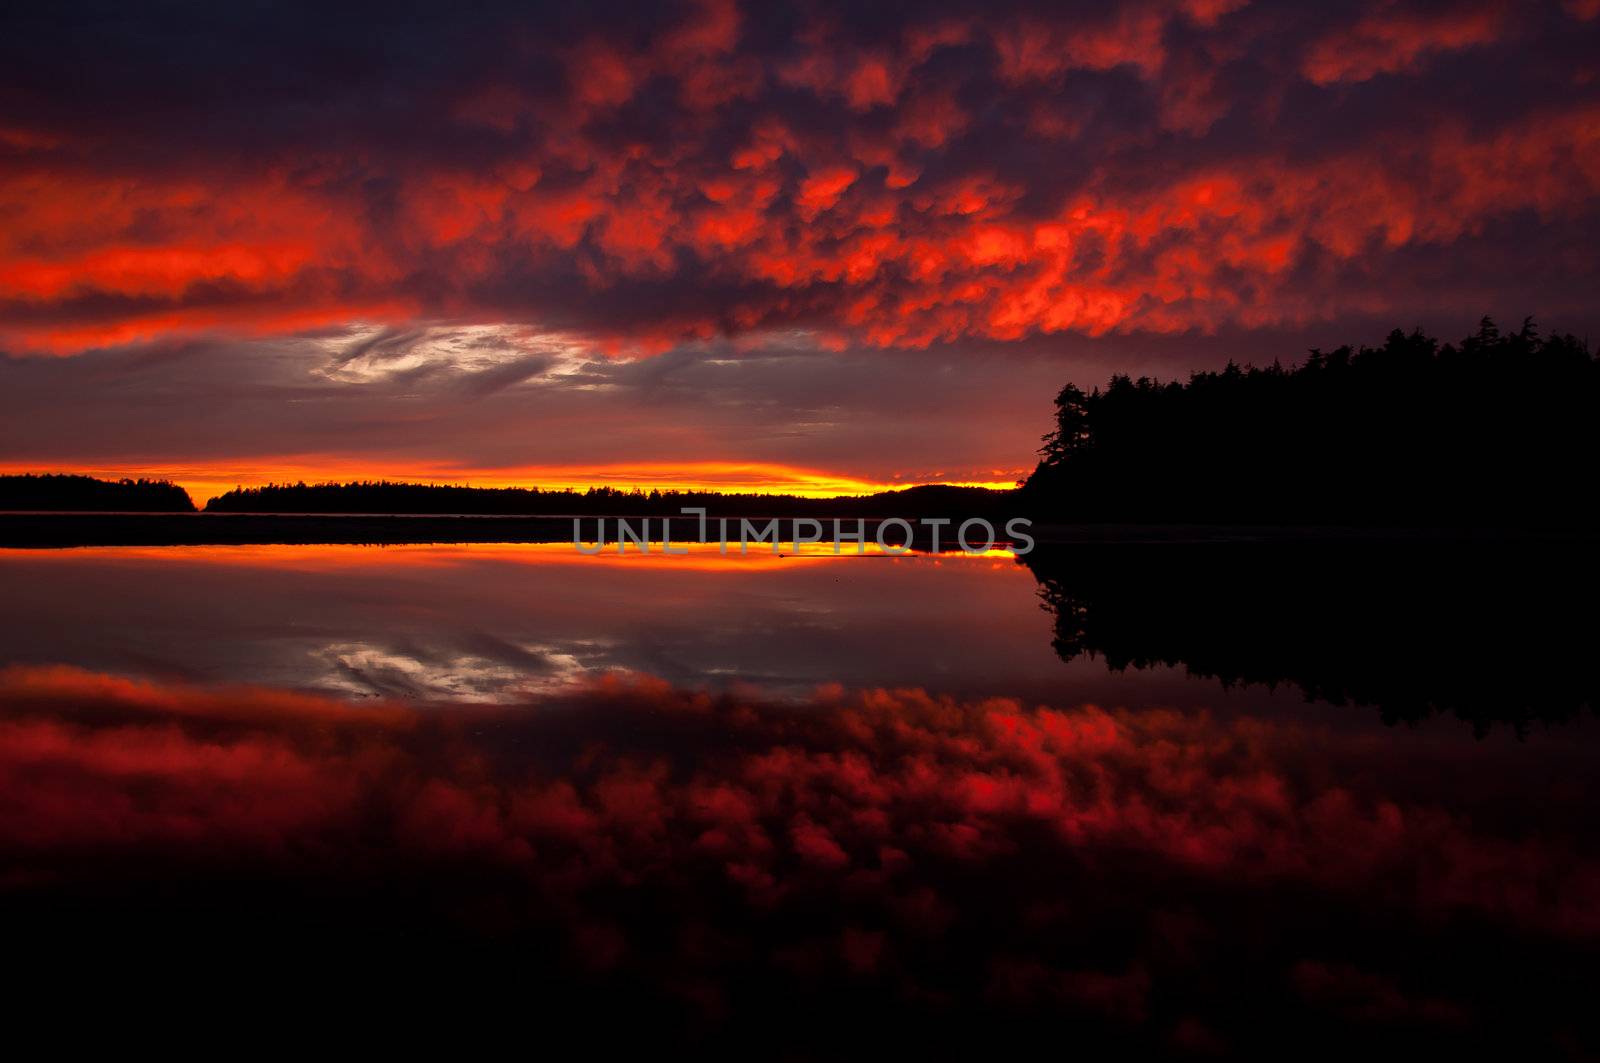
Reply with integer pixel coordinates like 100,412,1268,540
1303,2,1506,85
1,1,1596,356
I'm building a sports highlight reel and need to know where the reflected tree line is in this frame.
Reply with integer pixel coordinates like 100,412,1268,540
1022,542,1598,735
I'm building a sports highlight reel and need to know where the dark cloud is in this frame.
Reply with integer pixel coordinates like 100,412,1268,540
2,0,1596,357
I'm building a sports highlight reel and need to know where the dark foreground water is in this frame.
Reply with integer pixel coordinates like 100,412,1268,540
2,541,1597,1056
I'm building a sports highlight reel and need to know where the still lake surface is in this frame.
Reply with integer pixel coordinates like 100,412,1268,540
2,540,1597,1054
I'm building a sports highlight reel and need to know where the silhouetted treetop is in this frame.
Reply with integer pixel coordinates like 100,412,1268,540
0,474,195,512
1023,319,1597,525
204,480,1007,518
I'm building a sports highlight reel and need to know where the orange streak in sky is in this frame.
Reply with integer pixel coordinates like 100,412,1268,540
1,299,421,355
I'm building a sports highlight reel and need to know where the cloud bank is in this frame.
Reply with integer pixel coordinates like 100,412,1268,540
3,0,1597,357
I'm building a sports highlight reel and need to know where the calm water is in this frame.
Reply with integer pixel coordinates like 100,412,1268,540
2,541,1597,1054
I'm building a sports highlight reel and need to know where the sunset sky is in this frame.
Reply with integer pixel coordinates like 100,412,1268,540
3,0,1598,503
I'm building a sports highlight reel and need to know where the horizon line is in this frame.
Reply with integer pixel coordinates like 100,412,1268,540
0,464,1026,508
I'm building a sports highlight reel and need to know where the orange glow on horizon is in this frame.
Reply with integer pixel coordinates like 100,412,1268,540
0,459,1023,507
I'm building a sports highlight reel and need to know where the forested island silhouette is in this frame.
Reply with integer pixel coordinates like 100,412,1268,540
203,481,1009,519
1009,318,1599,733
0,473,196,512
1021,318,1597,525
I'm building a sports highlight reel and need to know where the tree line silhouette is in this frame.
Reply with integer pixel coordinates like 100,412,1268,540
1022,318,1598,525
203,480,1008,518
0,474,195,512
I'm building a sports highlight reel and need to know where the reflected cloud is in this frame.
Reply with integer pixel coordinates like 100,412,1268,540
2,664,1597,1052
315,638,586,700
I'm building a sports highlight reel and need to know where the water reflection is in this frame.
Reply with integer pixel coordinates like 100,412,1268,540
1,664,1595,1054
0,543,1075,703
1023,542,1600,734
2,542,1598,1053
4,541,1597,731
